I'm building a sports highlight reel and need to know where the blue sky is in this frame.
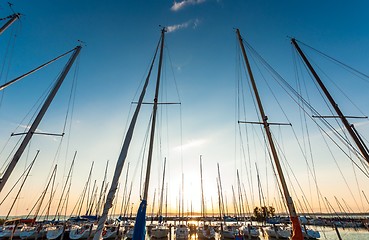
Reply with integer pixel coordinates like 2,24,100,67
0,0,369,216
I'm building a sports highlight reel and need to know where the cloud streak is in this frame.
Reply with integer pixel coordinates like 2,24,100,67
171,0,206,11
174,138,207,151
166,19,200,33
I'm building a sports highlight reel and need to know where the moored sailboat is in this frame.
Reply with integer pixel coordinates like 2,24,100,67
242,224,260,239
197,156,216,239
69,223,97,240
236,28,304,240
93,26,166,240
150,159,170,239
265,224,291,239
175,224,189,239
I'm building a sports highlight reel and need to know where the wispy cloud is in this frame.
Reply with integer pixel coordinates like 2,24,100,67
174,138,207,151
171,0,206,11
166,19,200,33
15,124,60,142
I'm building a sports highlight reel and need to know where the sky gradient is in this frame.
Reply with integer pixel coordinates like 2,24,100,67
0,0,369,217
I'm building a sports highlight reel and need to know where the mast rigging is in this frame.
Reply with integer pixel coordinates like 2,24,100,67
236,29,303,240
0,46,82,192
291,38,369,166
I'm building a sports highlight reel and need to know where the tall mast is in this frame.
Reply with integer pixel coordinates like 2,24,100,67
236,170,246,222
0,46,82,192
54,151,76,220
158,158,167,218
5,151,39,220
96,160,109,216
93,26,162,240
200,155,205,218
78,161,94,216
217,162,225,218
0,13,20,35
142,27,166,201
150,189,157,222
46,164,58,220
132,27,166,240
181,173,184,220
236,29,303,240
119,162,130,217
291,39,369,165
0,48,75,91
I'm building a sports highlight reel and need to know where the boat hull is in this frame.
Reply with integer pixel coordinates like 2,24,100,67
266,226,291,239
175,225,189,239
150,226,169,238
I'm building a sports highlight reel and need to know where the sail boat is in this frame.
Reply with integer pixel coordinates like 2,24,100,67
0,12,21,36
291,39,369,165
132,26,167,240
19,164,58,240
46,153,76,240
197,156,216,239
0,46,82,192
150,158,170,238
93,27,167,240
69,162,97,240
175,174,189,239
235,28,304,240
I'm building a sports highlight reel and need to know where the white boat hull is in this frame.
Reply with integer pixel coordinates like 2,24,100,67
69,224,96,240
175,225,189,239
266,226,291,239
243,226,260,238
150,226,169,238
197,226,215,239
125,227,134,239
102,226,118,240
46,226,65,240
20,228,46,239
303,228,320,239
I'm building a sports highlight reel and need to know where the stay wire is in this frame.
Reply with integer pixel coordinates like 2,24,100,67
293,47,369,173
297,39,369,84
241,42,288,213
237,40,256,207
291,46,322,213
243,39,366,216
0,20,18,109
244,40,369,178
248,43,323,215
0,70,57,174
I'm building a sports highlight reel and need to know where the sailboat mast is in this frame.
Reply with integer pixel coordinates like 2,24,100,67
236,29,303,239
200,156,205,218
54,151,76,219
291,39,369,164
46,164,58,220
236,170,246,222
158,158,167,217
119,162,130,216
78,161,94,216
132,27,166,240
96,160,109,216
217,163,225,218
93,27,162,240
0,48,75,91
142,27,166,201
0,46,82,192
0,13,20,35
5,150,39,220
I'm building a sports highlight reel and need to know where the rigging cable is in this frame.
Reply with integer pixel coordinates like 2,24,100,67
0,17,18,109
244,40,369,178
236,37,256,209
291,45,321,213
242,38,369,217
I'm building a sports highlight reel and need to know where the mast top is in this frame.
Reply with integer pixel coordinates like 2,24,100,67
159,25,167,32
